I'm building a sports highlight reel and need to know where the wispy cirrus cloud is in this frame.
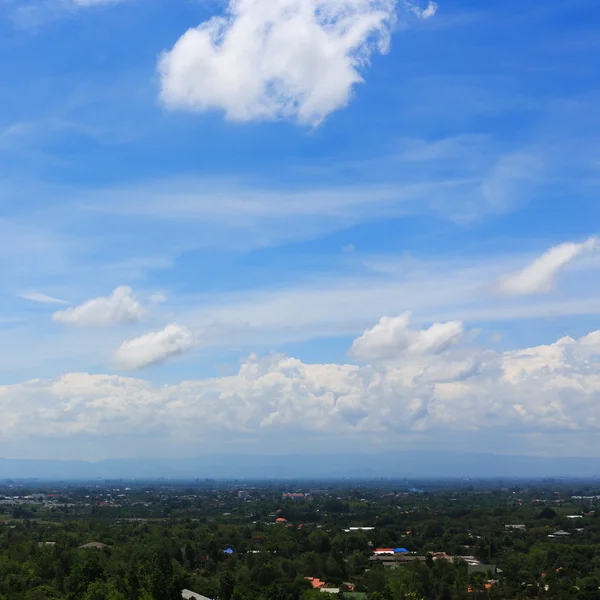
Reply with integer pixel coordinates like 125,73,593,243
19,291,69,305
4,0,127,29
166,240,600,351
75,150,545,251
498,237,598,296
405,0,438,20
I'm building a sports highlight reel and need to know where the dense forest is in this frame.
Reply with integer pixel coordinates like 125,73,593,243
1,480,600,599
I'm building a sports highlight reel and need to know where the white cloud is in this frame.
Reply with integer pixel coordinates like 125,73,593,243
114,323,195,369
498,237,598,296
349,312,463,360
158,0,397,124
3,321,600,449
405,0,437,19
77,143,547,252
420,1,437,18
149,292,167,306
172,246,600,351
19,291,69,305
5,0,127,29
52,286,145,326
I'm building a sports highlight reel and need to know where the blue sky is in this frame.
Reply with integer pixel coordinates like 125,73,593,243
1,0,600,461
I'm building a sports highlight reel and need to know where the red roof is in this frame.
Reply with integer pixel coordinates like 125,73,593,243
306,578,326,589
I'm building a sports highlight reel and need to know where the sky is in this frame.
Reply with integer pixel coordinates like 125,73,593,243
1,0,600,463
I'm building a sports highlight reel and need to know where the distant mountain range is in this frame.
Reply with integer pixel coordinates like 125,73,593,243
1,452,599,481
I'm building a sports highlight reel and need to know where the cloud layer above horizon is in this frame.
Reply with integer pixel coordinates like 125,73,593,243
3,315,600,455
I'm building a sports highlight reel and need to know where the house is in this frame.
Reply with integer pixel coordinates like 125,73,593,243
320,589,340,594
38,542,56,547
276,517,287,524
182,591,213,600
79,542,109,550
374,548,395,555
548,530,571,538
306,578,327,589
505,524,526,530
369,554,427,568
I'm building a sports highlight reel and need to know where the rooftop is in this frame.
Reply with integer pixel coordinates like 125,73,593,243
79,542,109,550
182,591,213,600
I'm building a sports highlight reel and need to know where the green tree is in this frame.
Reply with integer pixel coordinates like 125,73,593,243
537,508,557,520
219,572,236,600
25,586,61,600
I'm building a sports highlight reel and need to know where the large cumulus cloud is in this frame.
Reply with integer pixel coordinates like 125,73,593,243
2,315,600,446
158,0,400,124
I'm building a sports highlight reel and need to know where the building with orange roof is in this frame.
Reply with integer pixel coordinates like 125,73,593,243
306,578,326,589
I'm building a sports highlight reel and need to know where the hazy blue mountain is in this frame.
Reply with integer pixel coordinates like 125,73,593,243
1,452,599,480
